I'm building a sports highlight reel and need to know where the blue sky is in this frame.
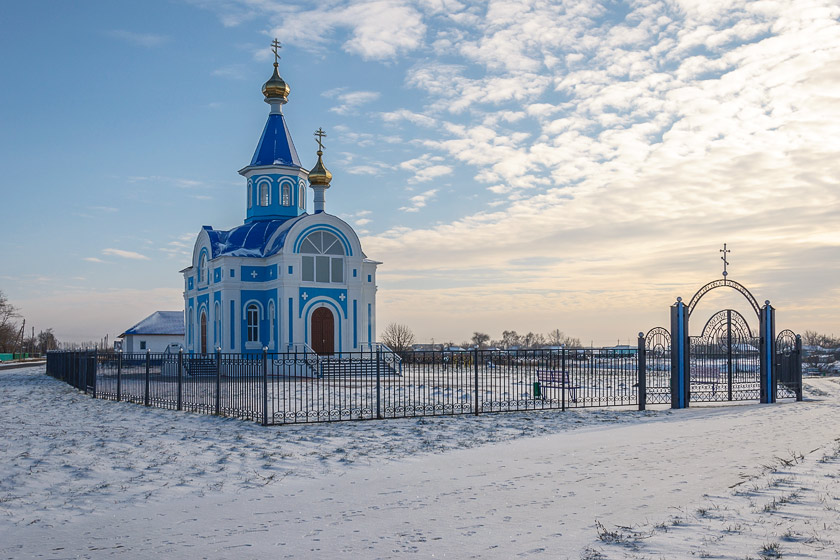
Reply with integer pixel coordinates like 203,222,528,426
1,0,838,345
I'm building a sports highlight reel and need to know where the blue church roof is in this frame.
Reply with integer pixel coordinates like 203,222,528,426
250,113,302,167
121,311,184,337
206,216,306,258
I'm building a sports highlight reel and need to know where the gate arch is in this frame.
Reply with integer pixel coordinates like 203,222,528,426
687,279,761,319
700,309,753,342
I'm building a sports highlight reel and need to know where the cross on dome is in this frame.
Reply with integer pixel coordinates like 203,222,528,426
271,38,282,64
314,128,327,152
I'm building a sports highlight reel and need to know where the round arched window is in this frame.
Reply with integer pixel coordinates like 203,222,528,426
300,231,344,283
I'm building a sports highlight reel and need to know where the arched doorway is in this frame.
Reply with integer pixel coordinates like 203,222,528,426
200,311,207,354
311,307,334,355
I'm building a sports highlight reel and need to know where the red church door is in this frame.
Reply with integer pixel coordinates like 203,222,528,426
311,307,334,355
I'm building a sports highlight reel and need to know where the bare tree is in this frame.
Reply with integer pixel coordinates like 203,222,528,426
36,329,59,353
380,323,416,353
547,329,582,348
499,330,521,349
471,332,490,348
0,291,20,352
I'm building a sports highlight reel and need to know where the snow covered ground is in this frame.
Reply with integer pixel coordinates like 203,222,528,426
2,365,839,559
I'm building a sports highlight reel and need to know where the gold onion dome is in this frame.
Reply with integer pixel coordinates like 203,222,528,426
262,63,290,102
309,150,332,186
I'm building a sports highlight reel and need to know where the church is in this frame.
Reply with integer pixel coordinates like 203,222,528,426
181,44,379,356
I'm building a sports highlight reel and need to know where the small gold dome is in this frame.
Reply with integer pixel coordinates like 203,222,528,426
262,63,290,102
309,150,332,187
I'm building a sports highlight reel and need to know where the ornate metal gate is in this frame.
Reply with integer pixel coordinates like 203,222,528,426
644,327,671,404
689,309,760,401
775,329,802,400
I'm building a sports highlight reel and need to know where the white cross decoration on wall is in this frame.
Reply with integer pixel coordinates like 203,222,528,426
251,270,258,279
301,292,309,301
339,293,346,301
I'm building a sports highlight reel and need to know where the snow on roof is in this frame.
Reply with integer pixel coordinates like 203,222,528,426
120,311,184,337
249,113,302,168
205,215,306,259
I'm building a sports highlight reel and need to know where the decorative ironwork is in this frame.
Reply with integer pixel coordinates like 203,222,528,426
689,308,760,402
701,309,753,348
644,327,671,404
687,278,761,319
645,327,671,357
776,329,796,356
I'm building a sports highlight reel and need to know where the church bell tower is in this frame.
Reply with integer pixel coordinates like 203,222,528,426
237,39,309,224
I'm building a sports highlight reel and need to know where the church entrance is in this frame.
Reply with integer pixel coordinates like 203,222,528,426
200,311,207,354
311,307,334,355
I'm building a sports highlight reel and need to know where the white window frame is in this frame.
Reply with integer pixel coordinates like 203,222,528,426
258,180,270,207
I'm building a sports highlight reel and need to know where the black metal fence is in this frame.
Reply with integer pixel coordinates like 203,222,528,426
46,346,647,425
44,337,802,426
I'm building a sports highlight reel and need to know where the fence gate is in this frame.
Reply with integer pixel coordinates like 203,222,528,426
689,309,760,402
775,330,802,400
644,327,672,405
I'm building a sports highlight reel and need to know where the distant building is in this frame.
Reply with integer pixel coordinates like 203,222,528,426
119,311,184,353
181,49,379,355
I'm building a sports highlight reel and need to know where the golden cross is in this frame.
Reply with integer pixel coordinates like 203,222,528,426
314,128,327,151
271,38,282,64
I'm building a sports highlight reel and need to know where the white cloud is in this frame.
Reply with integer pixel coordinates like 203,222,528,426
102,248,150,261
83,257,104,263
324,89,381,115
399,189,438,212
107,30,168,48
380,109,437,128
267,1,426,60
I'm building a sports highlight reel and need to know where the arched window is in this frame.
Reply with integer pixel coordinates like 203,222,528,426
268,300,275,346
282,183,291,206
247,180,253,208
259,181,270,206
299,184,306,209
300,231,344,284
246,304,259,343
198,252,207,284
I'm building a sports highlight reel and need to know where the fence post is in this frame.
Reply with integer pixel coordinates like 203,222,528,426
144,349,150,406
262,347,269,426
81,350,88,394
376,346,382,420
92,348,98,398
638,332,646,411
474,347,480,416
759,301,776,404
795,334,803,402
215,347,221,416
561,347,566,411
116,350,122,402
177,348,183,411
670,297,689,409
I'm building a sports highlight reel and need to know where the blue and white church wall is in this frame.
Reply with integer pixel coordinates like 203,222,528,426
182,215,378,355
180,48,379,357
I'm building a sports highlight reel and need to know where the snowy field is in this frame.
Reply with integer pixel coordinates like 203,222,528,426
1,365,839,559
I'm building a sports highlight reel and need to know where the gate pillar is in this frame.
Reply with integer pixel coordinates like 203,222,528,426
670,298,690,409
760,301,776,404
795,334,803,402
